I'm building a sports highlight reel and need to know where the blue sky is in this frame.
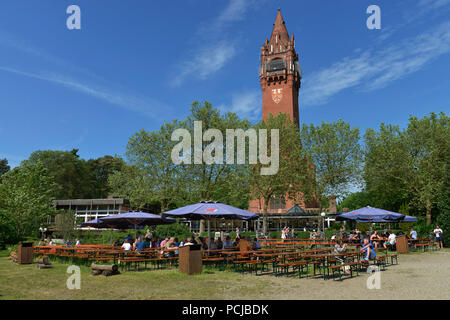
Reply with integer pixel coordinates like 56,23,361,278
1,0,449,168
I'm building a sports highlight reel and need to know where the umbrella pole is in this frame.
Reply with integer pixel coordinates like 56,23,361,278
208,219,211,249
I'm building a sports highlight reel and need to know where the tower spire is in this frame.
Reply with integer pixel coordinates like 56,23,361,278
269,8,290,48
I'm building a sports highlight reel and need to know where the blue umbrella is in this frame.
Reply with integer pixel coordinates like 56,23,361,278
400,215,418,222
336,206,406,223
81,218,142,229
99,211,175,239
81,218,145,244
162,201,259,220
162,201,259,245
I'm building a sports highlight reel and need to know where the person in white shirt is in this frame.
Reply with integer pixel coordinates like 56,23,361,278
384,231,396,250
122,239,132,251
434,226,443,248
410,228,417,240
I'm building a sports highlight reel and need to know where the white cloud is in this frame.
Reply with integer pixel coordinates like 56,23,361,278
302,21,450,106
418,0,450,9
173,41,237,86
172,0,256,86
0,66,172,120
219,90,261,121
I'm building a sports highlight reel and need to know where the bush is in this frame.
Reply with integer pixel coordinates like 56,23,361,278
153,223,193,241
325,229,337,239
356,223,370,234
437,209,450,247
296,231,310,239
414,217,434,238
270,231,280,239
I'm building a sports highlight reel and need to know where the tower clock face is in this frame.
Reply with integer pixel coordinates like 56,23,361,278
272,88,283,104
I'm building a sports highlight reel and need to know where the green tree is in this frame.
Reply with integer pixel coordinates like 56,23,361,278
125,120,188,212
364,112,449,225
0,158,10,177
108,164,154,210
26,149,90,199
250,113,312,234
86,155,126,198
183,101,251,207
0,161,57,243
301,119,363,211
114,101,252,215
338,191,373,211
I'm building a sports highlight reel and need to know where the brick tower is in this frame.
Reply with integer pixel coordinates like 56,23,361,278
249,9,312,230
260,9,301,127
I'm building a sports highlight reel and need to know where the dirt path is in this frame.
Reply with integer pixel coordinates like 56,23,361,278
239,250,450,300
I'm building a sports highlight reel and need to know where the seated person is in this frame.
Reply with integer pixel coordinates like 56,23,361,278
208,238,218,255
184,237,194,246
215,237,223,250
134,238,145,253
232,237,240,248
370,231,380,248
222,236,234,249
122,239,132,251
361,238,376,261
384,231,396,250
334,240,350,274
238,237,252,252
253,238,261,250
160,237,169,248
164,237,179,257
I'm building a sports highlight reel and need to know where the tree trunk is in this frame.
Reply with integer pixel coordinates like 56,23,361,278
263,198,269,236
426,199,432,225
91,263,118,272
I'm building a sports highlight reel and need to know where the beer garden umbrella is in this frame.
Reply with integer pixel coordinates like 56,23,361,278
162,201,259,245
99,211,175,240
81,218,145,244
336,206,417,223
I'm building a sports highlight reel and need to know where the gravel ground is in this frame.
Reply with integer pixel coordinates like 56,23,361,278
244,249,450,300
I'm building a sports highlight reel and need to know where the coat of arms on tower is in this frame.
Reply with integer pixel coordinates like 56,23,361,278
271,88,283,104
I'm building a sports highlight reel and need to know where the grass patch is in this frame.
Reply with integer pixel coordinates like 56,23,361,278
0,257,272,300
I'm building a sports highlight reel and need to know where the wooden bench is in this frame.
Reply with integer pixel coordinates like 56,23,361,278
118,256,172,271
414,243,430,252
327,262,359,281
202,257,225,271
288,260,309,279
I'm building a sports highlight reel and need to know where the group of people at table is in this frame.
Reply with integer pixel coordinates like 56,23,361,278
113,229,262,258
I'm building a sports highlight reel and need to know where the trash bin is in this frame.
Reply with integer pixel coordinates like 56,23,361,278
178,244,202,275
17,242,34,264
396,235,409,253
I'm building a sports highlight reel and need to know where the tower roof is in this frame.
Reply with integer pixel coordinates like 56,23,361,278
269,9,290,47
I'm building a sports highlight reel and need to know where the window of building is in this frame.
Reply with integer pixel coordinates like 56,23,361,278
270,195,286,210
